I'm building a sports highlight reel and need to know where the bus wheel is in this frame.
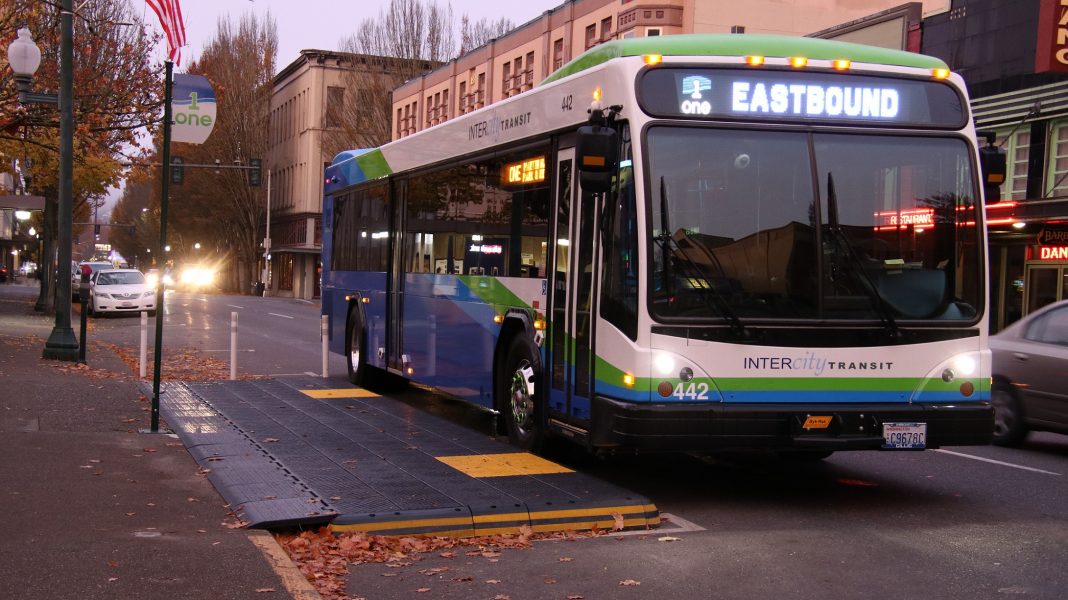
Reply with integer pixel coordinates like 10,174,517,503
503,336,542,451
346,309,371,387
992,384,1027,446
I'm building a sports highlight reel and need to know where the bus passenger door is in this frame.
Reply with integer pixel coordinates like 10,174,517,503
548,147,597,426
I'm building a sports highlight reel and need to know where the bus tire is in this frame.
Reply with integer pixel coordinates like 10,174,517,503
346,308,373,387
501,335,543,451
992,384,1027,446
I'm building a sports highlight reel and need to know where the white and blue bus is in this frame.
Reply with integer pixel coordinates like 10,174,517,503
322,34,997,456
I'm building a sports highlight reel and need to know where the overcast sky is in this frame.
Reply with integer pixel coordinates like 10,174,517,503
151,0,563,73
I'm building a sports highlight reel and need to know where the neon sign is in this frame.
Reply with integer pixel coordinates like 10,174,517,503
875,208,934,229
1038,246,1068,260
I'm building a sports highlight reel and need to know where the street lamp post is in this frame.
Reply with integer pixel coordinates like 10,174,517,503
6,7,78,361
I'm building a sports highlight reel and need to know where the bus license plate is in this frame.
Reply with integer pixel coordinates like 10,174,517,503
883,422,926,449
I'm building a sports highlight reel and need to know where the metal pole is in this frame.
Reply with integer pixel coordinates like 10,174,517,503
77,295,87,363
230,311,238,380
150,61,174,432
263,169,271,290
42,0,78,360
139,310,148,378
321,314,328,378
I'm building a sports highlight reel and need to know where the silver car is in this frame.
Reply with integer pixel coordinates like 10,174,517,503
989,299,1068,445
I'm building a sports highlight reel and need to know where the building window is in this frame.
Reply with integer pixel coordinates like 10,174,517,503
425,95,433,128
553,38,564,71
731,25,746,34
585,24,597,48
476,72,486,107
524,51,534,89
442,88,449,120
646,27,661,37
503,61,512,96
459,81,468,113
396,107,403,138
996,129,1030,201
601,17,613,40
1048,121,1068,198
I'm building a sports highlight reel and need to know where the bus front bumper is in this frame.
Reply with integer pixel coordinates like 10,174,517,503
589,396,993,452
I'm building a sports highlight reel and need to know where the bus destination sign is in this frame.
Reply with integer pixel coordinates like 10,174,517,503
640,68,965,128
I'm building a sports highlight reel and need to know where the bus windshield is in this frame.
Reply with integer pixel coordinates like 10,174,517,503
648,127,982,322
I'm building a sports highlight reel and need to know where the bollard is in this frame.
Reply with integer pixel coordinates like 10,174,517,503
230,311,238,380
139,311,148,378
321,314,329,378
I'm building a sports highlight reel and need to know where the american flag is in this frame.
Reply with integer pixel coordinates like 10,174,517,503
146,0,186,65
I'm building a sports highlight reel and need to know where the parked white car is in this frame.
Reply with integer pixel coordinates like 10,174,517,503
88,269,156,316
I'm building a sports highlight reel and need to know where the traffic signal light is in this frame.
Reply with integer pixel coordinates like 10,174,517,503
248,158,262,187
171,156,184,185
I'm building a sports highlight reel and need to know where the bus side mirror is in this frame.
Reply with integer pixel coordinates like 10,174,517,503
576,124,618,194
977,131,1006,204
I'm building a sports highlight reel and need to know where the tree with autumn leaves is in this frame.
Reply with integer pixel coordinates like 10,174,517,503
111,12,277,293
1,0,161,308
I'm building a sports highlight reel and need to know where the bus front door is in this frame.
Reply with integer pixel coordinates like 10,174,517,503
548,147,598,428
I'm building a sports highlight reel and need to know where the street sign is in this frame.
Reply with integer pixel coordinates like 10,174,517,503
171,74,216,145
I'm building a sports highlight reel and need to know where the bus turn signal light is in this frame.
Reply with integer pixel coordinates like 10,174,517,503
932,68,951,79
745,55,764,66
643,54,662,65
833,59,851,70
790,56,808,68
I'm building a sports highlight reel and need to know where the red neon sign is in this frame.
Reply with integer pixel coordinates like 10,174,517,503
1039,246,1068,260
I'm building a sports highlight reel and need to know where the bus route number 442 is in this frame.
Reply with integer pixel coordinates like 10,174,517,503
882,422,927,449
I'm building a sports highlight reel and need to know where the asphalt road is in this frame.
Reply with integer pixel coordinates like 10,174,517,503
75,287,1068,599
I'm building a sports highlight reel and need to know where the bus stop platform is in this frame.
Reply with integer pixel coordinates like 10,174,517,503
157,378,660,536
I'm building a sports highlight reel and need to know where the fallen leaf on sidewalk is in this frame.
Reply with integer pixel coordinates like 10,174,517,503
187,497,199,503
612,512,625,531
544,578,557,584
439,551,456,558
558,557,573,562
658,536,681,542
142,448,157,453
452,576,473,582
567,595,585,599
620,579,641,586
485,579,501,584
416,588,431,593
494,595,512,600
254,588,275,593
262,437,279,443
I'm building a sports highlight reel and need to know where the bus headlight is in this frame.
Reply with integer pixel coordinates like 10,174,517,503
654,353,676,375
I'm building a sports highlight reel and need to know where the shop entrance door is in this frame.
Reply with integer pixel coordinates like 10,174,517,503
1023,265,1067,315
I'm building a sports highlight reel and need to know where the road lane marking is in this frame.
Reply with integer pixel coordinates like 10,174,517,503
268,312,294,319
227,304,244,309
933,449,1061,476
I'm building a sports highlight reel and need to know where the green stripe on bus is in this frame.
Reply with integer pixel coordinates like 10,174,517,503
542,34,948,85
355,149,392,180
457,276,528,311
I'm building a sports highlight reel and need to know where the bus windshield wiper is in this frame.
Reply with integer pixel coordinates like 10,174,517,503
825,172,902,341
658,177,749,340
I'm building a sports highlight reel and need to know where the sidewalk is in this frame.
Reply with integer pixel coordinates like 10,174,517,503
0,281,308,599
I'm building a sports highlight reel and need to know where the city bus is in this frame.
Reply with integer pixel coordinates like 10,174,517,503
322,34,997,457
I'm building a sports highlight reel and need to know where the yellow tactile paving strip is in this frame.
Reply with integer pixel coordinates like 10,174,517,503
300,388,380,399
435,452,575,477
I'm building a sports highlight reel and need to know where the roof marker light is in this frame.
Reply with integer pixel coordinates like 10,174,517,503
790,56,808,68
593,87,602,102
932,68,951,79
745,55,764,66
643,54,662,65
833,59,851,70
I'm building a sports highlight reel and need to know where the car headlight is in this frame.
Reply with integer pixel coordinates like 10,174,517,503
143,290,155,297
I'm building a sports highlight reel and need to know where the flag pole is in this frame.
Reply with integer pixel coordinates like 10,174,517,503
149,59,173,433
